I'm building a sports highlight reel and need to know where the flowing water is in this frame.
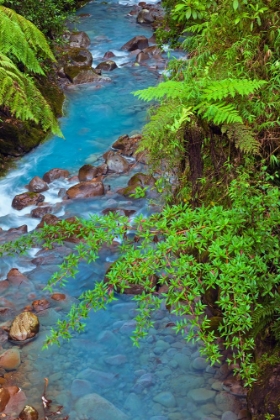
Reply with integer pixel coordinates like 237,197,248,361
0,1,246,419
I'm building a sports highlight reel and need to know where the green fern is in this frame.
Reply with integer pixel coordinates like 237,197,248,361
201,78,267,101
222,123,260,154
251,296,280,341
0,6,61,136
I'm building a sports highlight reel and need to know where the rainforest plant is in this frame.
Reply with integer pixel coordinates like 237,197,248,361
0,5,62,135
2,168,280,386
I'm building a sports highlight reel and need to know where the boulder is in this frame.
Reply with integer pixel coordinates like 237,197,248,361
136,51,149,63
121,35,149,51
31,206,53,219
51,293,66,301
7,268,29,286
36,214,60,228
137,8,155,24
69,31,91,48
66,181,105,199
42,168,70,183
103,51,115,59
12,192,45,210
0,347,21,370
127,172,155,187
19,405,38,420
96,60,118,71
75,393,129,420
32,299,50,313
9,312,39,341
105,152,130,173
112,134,141,157
78,164,107,181
63,47,93,68
0,388,10,411
28,176,49,193
64,67,103,84
7,225,28,233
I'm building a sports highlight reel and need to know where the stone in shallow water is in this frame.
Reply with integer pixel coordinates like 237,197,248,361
104,354,127,365
221,411,238,420
192,356,209,370
75,393,129,420
71,379,92,399
153,391,176,408
0,388,10,411
0,347,21,370
19,405,39,420
188,388,216,404
9,311,39,341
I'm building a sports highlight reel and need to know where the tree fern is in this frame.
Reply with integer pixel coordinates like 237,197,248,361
0,6,61,136
201,78,267,101
222,123,260,154
0,54,61,135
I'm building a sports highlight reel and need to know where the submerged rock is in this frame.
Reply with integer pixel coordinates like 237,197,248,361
19,405,39,420
0,347,21,370
75,393,129,420
12,192,45,210
0,388,10,411
9,312,39,342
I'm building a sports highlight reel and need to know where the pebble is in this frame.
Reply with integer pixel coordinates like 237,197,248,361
153,391,177,408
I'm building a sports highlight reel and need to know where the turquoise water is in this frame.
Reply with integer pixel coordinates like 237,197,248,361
0,2,245,419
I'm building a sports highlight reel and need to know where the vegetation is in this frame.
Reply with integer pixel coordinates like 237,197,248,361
0,0,280,395
2,0,77,37
0,4,62,135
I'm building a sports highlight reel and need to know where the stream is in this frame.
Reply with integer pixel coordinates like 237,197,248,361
0,1,247,419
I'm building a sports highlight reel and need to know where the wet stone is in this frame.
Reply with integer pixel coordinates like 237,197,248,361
153,391,176,408
19,405,39,420
12,192,45,210
222,411,238,420
28,176,49,193
188,388,216,404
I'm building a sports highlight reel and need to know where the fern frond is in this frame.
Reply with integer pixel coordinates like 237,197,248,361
222,123,260,154
134,81,186,102
201,78,267,101
0,6,55,74
0,53,62,136
196,101,243,125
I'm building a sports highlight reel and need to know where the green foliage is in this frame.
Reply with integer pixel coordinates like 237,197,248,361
3,0,76,37
3,169,280,386
0,6,62,135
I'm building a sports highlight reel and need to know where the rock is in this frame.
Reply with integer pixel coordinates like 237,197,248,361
105,152,130,173
78,369,117,388
31,206,53,218
75,393,129,420
65,67,104,84
69,31,91,48
51,293,66,301
5,389,27,417
103,51,115,59
96,60,118,71
133,373,154,393
32,299,50,312
19,405,39,420
192,357,209,370
12,192,45,210
143,46,162,57
136,51,149,63
0,347,21,370
0,388,10,411
137,8,155,24
112,134,141,157
71,379,92,399
7,269,29,286
9,312,39,341
128,172,155,187
215,392,240,413
78,164,107,181
222,412,238,420
36,214,60,228
28,176,49,193
42,168,70,183
64,47,93,68
7,224,28,234
66,180,104,199
121,35,149,51
104,354,127,365
188,388,216,404
153,391,176,408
